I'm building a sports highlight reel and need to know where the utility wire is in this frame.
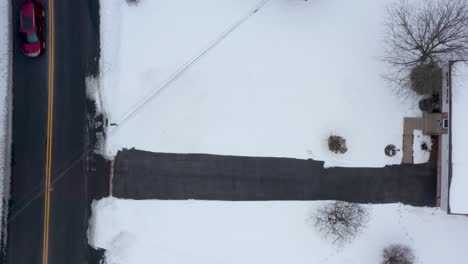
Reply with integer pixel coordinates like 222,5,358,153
7,0,272,223
110,0,271,133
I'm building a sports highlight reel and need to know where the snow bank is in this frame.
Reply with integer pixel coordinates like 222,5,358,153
99,0,420,167
89,198,468,264
86,76,107,155
0,0,12,254
86,76,104,114
450,62,468,214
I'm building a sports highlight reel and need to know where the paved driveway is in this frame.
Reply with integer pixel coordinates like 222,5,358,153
113,149,436,206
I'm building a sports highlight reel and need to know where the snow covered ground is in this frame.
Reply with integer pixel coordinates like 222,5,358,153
450,61,468,215
412,130,432,164
89,198,468,264
99,0,421,167
0,0,11,250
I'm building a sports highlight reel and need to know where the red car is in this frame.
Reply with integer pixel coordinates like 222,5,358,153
20,1,45,57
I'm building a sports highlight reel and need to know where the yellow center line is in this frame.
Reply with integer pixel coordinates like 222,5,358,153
42,0,55,263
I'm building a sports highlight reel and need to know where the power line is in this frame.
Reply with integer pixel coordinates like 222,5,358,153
110,0,272,134
7,0,272,223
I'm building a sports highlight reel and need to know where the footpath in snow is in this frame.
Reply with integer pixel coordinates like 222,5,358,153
88,198,468,264
99,0,421,168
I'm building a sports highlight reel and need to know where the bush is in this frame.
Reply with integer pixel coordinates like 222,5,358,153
410,63,442,95
381,244,415,264
313,201,369,246
328,135,348,154
385,144,399,157
421,142,429,152
418,98,436,112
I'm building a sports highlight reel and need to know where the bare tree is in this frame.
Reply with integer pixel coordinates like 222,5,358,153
384,0,468,86
381,244,415,264
313,201,369,246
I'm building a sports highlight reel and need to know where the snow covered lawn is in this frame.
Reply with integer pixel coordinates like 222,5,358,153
450,62,468,215
99,0,421,167
89,198,468,264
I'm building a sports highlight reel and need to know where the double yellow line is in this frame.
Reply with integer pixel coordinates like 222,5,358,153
42,0,55,263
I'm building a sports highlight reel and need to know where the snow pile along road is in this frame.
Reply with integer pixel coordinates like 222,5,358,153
88,198,468,264
0,0,12,251
99,0,421,167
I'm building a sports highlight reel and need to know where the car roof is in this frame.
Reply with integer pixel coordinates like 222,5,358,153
20,2,36,34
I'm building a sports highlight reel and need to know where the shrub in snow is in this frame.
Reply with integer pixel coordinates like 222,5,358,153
385,144,399,157
421,142,429,152
381,244,415,264
313,201,369,246
418,97,437,112
410,63,442,95
328,135,348,154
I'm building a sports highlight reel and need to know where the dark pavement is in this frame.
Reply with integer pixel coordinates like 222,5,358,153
114,149,437,206
6,1,106,264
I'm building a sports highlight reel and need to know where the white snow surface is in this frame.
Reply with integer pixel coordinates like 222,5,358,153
412,130,432,164
89,197,468,264
0,0,11,236
450,62,468,214
99,0,420,167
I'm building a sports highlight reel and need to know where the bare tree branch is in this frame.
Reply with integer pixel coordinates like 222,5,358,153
383,0,468,87
313,201,369,247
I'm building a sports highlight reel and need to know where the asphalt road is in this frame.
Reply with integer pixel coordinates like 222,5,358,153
6,1,105,264
114,149,437,206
